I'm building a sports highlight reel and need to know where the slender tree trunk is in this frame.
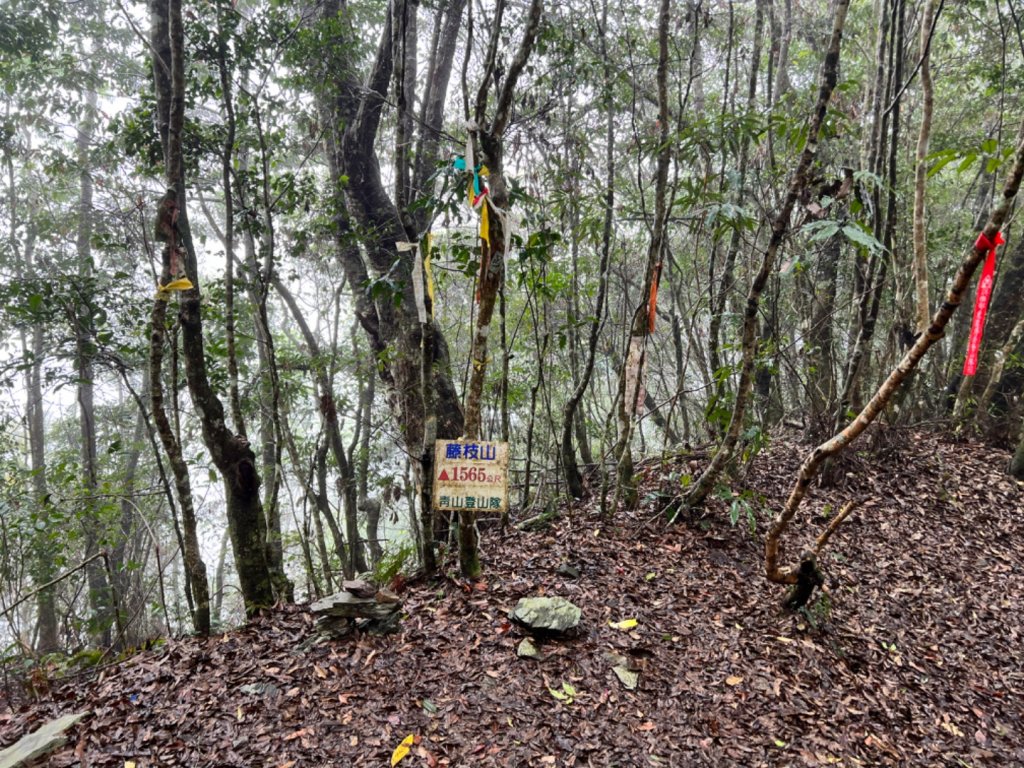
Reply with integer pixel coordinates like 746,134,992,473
13,183,59,651
612,0,672,509
355,363,382,566
458,0,544,576
110,377,150,645
707,0,765,412
1011,418,1024,479
911,0,936,335
151,0,274,615
73,79,115,646
679,0,852,514
561,0,614,499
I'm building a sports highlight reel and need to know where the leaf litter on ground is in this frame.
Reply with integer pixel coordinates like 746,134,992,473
1,429,1022,766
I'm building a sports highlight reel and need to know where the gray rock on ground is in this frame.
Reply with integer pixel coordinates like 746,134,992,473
510,596,581,633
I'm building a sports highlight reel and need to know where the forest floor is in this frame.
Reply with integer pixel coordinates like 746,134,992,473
2,428,1023,767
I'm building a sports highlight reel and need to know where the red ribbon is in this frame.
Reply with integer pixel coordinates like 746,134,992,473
962,231,1004,376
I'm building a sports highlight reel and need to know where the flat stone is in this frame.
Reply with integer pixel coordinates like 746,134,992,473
374,588,401,604
517,638,542,659
555,563,581,579
0,712,87,768
613,665,639,690
238,683,280,698
342,579,376,599
311,591,399,620
510,596,581,633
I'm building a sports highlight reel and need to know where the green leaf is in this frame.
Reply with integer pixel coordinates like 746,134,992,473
841,224,885,253
957,153,977,173
804,221,841,242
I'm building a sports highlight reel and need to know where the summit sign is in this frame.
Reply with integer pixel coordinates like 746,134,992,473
433,440,510,513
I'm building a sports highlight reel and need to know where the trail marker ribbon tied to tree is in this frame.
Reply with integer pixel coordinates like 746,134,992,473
962,231,1004,375
154,277,193,301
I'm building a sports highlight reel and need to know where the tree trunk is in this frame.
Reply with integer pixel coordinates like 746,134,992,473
561,0,614,499
312,0,466,576
612,0,672,509
13,191,59,651
1011,419,1024,479
149,298,209,634
911,0,936,335
151,0,273,615
72,77,115,646
679,0,852,514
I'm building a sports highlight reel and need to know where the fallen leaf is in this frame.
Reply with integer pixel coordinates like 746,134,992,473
726,676,744,686
940,720,964,737
609,618,639,630
391,734,415,766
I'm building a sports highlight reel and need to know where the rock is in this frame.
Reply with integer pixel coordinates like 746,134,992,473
238,682,280,698
556,563,581,579
343,579,377,599
374,588,401,604
510,596,581,633
613,665,639,690
0,712,87,768
311,589,403,639
517,638,542,659
310,591,399,621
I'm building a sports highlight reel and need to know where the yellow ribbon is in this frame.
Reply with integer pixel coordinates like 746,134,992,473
480,201,490,248
424,233,435,314
155,277,194,300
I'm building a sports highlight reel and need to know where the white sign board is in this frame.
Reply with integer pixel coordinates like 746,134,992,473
433,439,509,513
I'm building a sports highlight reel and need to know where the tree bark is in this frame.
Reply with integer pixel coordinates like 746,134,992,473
611,0,672,510
911,0,936,335
12,184,59,652
313,0,466,575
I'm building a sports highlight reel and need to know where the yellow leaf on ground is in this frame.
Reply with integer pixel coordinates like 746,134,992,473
391,734,415,766
725,675,744,686
609,618,638,630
